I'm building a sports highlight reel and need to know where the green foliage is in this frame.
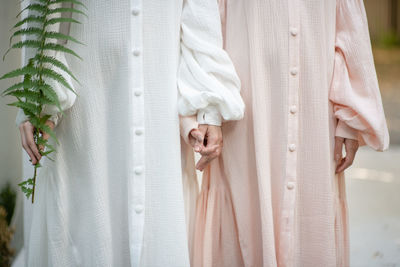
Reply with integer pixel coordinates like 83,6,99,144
1,0,85,202
0,184,16,226
377,31,400,48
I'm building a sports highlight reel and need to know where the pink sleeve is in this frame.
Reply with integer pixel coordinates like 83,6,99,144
329,0,389,151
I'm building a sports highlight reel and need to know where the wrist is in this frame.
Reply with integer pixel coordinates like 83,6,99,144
197,106,222,126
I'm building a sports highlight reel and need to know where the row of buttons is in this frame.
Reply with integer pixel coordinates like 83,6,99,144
132,6,144,217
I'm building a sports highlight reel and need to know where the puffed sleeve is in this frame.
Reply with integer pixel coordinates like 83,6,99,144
15,1,76,127
329,0,389,151
178,0,245,126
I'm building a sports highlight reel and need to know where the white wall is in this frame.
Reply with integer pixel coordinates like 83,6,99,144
0,0,23,189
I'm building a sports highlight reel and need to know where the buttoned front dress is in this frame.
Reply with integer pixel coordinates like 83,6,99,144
15,0,244,266
189,0,390,267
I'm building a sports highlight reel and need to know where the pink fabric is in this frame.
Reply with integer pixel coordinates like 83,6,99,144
189,0,389,267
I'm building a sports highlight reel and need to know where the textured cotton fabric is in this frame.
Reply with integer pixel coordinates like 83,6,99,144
189,0,389,267
15,1,243,266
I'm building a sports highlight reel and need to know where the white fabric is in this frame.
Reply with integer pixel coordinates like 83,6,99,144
178,0,244,126
17,0,243,266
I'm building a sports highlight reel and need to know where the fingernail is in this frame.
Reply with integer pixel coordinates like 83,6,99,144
194,146,200,152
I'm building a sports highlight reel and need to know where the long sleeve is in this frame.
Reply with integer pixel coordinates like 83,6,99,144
15,1,76,127
329,0,389,151
178,0,244,126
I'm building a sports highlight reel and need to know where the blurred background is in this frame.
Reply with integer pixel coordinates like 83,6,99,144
0,0,399,266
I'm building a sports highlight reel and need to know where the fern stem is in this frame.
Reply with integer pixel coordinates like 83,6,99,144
30,0,51,203
32,165,38,204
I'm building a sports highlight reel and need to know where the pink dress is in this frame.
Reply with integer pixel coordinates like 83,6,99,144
189,0,389,267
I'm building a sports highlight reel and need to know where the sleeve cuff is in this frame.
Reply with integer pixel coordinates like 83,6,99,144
197,106,222,126
15,109,62,127
48,113,63,127
180,115,199,145
335,119,358,140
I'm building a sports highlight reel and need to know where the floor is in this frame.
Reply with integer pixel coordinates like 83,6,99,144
348,146,400,267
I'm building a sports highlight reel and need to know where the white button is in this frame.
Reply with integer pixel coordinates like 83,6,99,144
131,8,140,16
134,89,142,97
289,144,296,152
135,128,143,136
290,27,298,36
287,182,295,190
134,166,143,175
135,204,144,214
290,68,298,76
133,49,141,56
290,105,297,114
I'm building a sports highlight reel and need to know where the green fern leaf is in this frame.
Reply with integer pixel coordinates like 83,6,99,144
42,43,82,60
44,31,83,45
13,15,46,28
17,4,48,18
45,17,81,26
49,0,88,9
0,66,38,81
3,40,42,60
1,81,37,96
48,7,87,17
9,27,43,45
34,55,78,82
8,101,39,115
40,67,76,94
5,90,54,106
40,123,58,144
40,84,62,111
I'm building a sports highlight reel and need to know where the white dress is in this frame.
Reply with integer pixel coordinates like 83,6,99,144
15,0,243,266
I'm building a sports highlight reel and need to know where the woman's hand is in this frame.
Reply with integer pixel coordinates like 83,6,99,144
189,124,223,171
19,120,55,165
334,136,359,173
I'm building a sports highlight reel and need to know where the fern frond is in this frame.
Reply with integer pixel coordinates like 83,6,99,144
49,0,88,9
1,81,37,96
39,123,58,143
13,15,46,28
40,67,76,94
3,40,42,60
39,84,62,111
9,27,43,45
44,31,83,45
8,101,40,115
48,7,87,18
0,66,38,81
33,54,78,81
42,43,82,60
17,4,48,18
5,90,54,106
45,17,81,26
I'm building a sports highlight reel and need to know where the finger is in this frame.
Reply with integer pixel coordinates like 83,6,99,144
190,129,204,152
20,128,36,165
338,139,358,173
334,137,344,165
196,155,212,171
336,156,353,173
334,137,344,173
24,126,41,163
198,125,208,137
199,144,220,156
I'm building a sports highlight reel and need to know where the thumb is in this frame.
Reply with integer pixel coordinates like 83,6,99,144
334,137,344,165
190,129,204,152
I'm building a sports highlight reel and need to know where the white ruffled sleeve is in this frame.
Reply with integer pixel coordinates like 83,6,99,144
16,1,76,127
329,0,390,151
178,0,245,126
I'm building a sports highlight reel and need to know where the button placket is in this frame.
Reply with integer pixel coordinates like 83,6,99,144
128,1,145,267
279,0,300,266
